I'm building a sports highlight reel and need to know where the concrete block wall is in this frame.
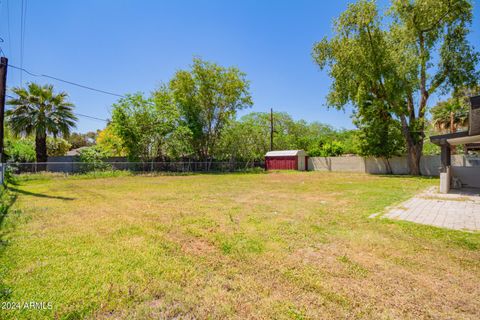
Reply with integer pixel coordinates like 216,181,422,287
364,157,387,174
308,157,332,171
451,155,465,166
451,167,480,188
387,157,410,175
329,156,365,172
308,155,479,177
420,155,441,176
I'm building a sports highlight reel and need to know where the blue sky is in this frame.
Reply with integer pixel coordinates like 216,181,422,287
1,0,479,133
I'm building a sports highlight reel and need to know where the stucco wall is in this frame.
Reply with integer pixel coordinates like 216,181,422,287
298,156,306,171
451,167,480,188
388,157,410,175
308,157,332,171
308,155,479,177
329,156,365,172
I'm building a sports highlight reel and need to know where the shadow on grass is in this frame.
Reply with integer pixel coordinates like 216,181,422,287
0,187,18,299
375,174,438,180
12,169,268,182
8,187,75,201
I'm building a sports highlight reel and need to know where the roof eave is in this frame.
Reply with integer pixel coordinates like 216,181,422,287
430,131,469,146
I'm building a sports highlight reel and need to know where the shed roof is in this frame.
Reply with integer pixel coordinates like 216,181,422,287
265,150,305,157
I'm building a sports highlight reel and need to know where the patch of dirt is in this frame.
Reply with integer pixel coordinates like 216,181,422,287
181,238,217,256
95,298,196,320
291,243,480,319
166,232,217,256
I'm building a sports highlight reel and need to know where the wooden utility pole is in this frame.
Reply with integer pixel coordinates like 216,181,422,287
0,57,8,163
270,108,274,151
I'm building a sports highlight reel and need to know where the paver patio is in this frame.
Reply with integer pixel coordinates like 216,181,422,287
383,187,480,231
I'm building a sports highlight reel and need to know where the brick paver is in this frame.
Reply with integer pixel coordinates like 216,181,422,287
382,187,480,231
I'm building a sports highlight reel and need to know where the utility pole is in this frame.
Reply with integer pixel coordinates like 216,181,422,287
0,57,8,164
270,108,274,151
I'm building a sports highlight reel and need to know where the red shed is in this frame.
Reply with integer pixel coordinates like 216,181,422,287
265,150,307,171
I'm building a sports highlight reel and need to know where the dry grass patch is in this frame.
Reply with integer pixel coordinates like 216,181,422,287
1,172,479,319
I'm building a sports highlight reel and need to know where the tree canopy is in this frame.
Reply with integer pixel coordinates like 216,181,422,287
431,85,479,134
217,112,358,161
110,89,180,161
313,0,479,174
170,58,253,160
6,83,77,162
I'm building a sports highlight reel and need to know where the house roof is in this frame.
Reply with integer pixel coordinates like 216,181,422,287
430,131,469,146
66,146,89,156
430,131,480,146
265,150,306,157
447,134,480,146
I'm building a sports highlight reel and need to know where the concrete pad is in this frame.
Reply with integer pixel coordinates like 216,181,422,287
382,187,480,232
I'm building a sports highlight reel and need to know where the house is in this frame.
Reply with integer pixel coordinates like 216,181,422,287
430,95,480,193
66,147,89,156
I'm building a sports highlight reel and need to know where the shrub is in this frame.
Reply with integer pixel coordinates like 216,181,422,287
308,141,345,157
5,137,71,162
6,139,36,162
78,147,112,172
47,137,72,156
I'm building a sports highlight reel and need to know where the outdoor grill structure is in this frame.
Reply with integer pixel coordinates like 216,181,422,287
265,150,307,171
430,95,480,193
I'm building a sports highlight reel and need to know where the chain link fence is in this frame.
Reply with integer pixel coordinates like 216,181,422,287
6,161,265,175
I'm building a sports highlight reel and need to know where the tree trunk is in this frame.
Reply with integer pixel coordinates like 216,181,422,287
400,114,423,176
35,133,48,165
383,157,392,174
406,140,423,176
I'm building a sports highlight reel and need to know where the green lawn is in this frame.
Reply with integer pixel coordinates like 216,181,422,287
1,172,479,319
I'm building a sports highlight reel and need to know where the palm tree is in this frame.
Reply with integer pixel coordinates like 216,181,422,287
431,98,469,154
6,83,77,162
431,100,469,133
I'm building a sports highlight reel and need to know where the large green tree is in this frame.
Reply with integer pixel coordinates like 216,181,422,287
6,83,77,163
170,58,253,160
313,0,479,174
218,111,357,161
354,98,406,172
218,119,268,163
219,112,299,158
111,88,180,161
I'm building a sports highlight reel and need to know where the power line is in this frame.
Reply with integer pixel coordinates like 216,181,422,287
74,113,108,122
5,64,125,98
